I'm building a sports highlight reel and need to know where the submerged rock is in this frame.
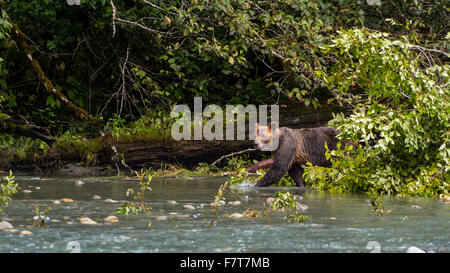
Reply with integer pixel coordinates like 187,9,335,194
20,230,32,235
105,199,118,203
155,216,169,221
53,200,61,205
104,216,119,223
406,246,426,253
0,221,14,230
79,217,98,225
410,205,422,209
74,180,85,186
192,214,203,219
62,198,74,203
228,201,241,206
22,190,32,193
308,223,325,228
167,200,177,205
92,195,102,200
229,213,244,219
183,205,196,211
2,229,18,233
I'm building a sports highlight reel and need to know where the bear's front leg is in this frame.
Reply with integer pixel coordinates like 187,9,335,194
288,167,305,187
254,161,290,187
246,158,274,173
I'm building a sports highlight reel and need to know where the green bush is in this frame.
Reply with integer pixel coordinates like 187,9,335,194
304,28,449,197
0,170,19,218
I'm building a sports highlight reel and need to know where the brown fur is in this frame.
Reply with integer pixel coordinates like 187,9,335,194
252,124,351,187
246,158,274,173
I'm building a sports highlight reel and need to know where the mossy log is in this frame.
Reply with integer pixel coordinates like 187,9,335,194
0,115,56,145
96,140,257,170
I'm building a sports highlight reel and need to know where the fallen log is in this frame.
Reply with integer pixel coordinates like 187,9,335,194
100,140,257,170
0,115,56,145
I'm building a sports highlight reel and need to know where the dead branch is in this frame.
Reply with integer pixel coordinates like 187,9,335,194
110,0,117,38
211,148,257,166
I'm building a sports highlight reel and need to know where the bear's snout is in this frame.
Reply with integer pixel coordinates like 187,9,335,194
254,141,260,149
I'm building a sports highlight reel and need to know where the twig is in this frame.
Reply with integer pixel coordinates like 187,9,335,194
141,0,178,16
211,148,257,166
115,17,168,35
409,45,449,58
110,0,117,38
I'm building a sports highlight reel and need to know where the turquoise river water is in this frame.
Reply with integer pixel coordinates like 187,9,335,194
0,175,448,253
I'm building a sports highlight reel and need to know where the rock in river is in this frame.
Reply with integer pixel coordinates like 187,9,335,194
0,221,14,230
228,201,241,206
104,216,119,223
62,198,74,203
74,180,85,186
183,205,196,211
79,217,98,225
229,213,244,219
441,196,450,203
406,246,426,253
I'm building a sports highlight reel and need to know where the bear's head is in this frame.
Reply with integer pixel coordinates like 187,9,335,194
254,122,280,151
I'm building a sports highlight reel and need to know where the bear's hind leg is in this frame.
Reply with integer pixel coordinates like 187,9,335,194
288,167,305,187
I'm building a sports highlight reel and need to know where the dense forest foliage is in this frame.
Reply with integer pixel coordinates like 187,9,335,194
0,0,448,197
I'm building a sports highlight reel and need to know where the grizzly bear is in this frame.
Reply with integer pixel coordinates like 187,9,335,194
249,123,350,187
